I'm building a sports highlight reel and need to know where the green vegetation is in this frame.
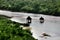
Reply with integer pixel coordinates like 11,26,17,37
0,0,60,16
0,15,36,40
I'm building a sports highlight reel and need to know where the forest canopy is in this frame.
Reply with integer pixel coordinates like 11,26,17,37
0,0,60,16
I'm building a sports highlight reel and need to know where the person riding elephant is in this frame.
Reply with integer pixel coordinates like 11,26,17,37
39,16,44,23
26,16,32,23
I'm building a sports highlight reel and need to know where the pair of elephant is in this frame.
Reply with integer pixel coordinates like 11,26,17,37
26,16,44,23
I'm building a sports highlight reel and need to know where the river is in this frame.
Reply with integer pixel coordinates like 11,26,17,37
0,10,60,40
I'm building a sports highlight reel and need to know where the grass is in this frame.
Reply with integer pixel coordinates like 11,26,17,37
0,15,36,40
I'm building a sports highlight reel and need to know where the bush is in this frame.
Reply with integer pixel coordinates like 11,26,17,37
0,16,36,40
0,0,60,16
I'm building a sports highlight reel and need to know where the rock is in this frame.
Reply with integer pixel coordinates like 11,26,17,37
22,27,32,30
42,33,51,37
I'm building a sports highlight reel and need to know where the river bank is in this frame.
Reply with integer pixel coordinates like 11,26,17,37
0,15,36,40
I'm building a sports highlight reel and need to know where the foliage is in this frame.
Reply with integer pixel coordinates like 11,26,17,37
0,0,60,16
0,16,36,40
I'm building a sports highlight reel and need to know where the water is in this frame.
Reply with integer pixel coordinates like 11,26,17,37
0,10,60,40
30,19,60,40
